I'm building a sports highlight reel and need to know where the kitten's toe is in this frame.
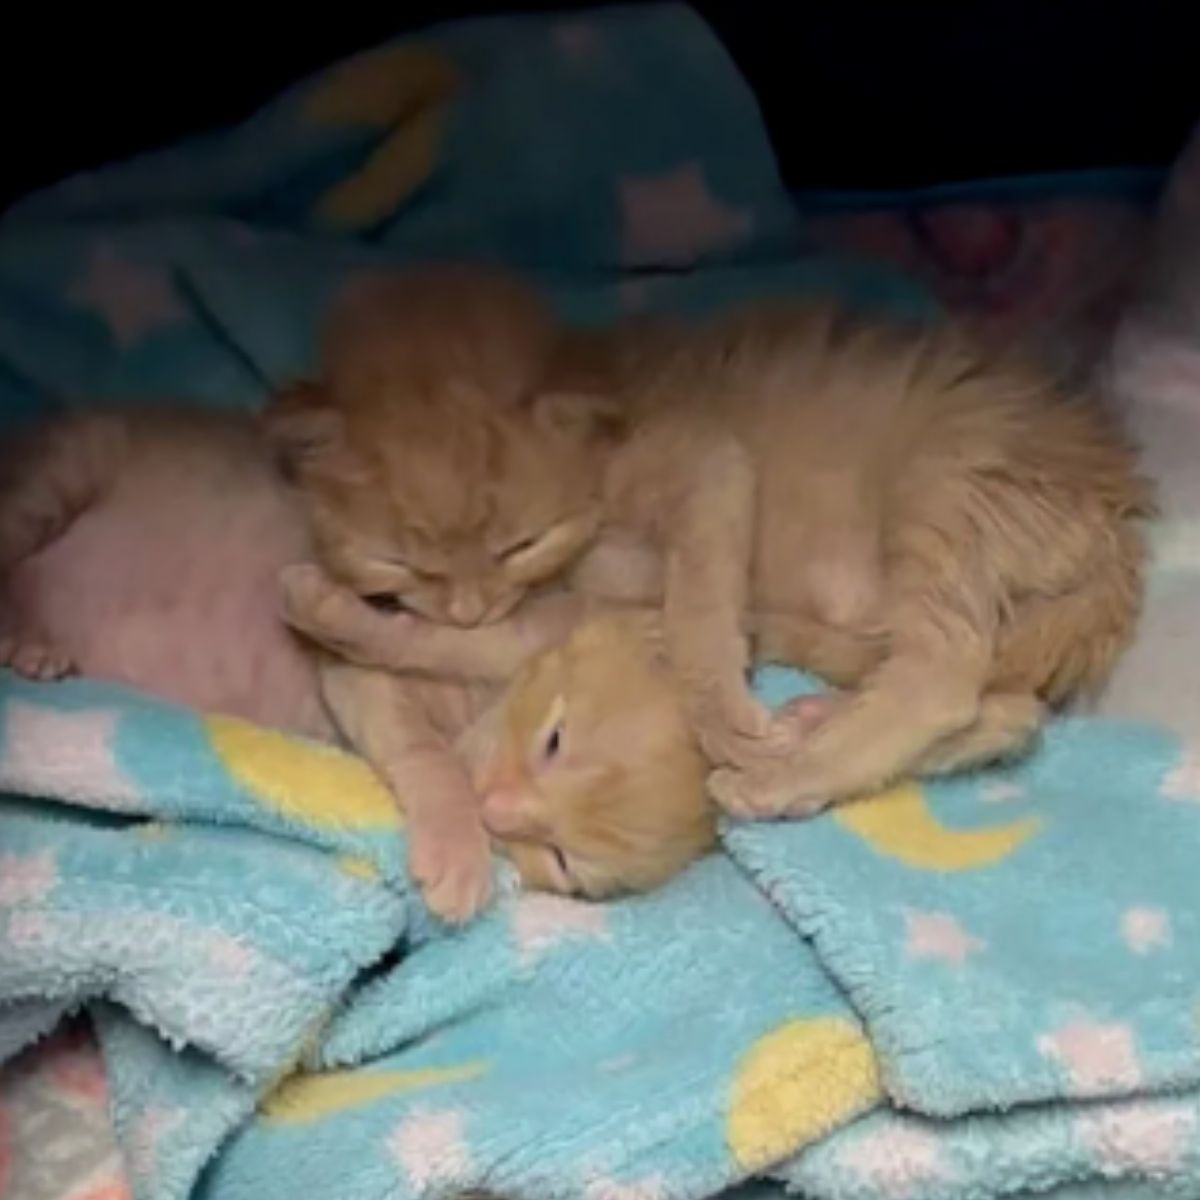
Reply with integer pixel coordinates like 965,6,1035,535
278,563,339,628
0,635,74,681
707,762,829,821
774,694,841,739
409,818,494,924
692,696,794,767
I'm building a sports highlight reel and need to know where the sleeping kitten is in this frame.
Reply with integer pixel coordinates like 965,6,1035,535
0,408,713,902
259,266,633,917
458,609,714,898
280,566,854,893
280,284,1151,825
593,302,1152,817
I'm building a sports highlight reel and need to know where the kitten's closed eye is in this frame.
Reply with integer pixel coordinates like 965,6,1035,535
547,845,577,893
363,592,408,613
497,532,545,560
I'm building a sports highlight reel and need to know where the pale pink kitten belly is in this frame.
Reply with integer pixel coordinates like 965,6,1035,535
3,415,333,740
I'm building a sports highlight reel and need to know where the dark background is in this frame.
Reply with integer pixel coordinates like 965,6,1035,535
3,1,1194,209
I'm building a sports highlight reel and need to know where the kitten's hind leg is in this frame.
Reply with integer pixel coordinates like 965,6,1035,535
0,411,127,570
0,633,74,680
911,691,1044,776
710,516,996,816
0,411,128,679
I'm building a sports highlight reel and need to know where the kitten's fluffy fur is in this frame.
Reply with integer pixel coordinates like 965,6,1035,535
600,304,1151,816
279,568,714,896
261,265,635,917
266,266,607,627
285,278,1151,837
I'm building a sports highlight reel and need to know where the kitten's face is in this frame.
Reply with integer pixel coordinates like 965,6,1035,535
288,394,604,626
464,614,715,898
265,268,617,625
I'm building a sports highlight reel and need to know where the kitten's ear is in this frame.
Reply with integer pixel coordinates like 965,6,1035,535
260,382,345,466
530,391,626,443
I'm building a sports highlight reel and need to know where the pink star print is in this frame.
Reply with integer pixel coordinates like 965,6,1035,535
69,244,186,348
389,1110,472,1190
1161,748,1200,802
0,851,58,904
619,163,753,268
127,1107,185,1184
839,1122,949,1200
0,702,144,811
903,910,984,965
1077,1100,1197,1174
981,781,1025,804
1121,907,1172,955
511,893,610,965
1038,1018,1142,1095
585,1175,667,1200
206,933,256,980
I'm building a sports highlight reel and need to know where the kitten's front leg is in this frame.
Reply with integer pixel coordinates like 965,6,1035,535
318,660,493,923
647,425,785,767
280,564,577,682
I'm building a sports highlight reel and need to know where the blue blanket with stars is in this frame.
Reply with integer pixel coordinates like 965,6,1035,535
3,664,1200,1200
2,4,1199,1200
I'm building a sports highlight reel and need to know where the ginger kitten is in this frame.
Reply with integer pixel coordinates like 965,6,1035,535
603,302,1152,816
259,265,637,918
283,281,1151,825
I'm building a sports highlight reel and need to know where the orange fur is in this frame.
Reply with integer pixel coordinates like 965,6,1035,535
277,272,1151,896
465,612,713,898
290,285,1151,823
262,266,624,918
280,567,713,898
584,301,1153,814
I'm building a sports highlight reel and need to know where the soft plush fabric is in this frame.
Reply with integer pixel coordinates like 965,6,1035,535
4,666,1200,1200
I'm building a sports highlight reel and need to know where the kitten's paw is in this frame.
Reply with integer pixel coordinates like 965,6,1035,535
691,694,795,768
278,563,346,632
707,759,830,822
409,813,494,924
0,634,74,681
774,694,841,738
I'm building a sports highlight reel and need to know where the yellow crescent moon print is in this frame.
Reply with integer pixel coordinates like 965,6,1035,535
205,716,403,832
300,43,459,229
727,1018,880,1170
261,1062,489,1124
833,782,1041,871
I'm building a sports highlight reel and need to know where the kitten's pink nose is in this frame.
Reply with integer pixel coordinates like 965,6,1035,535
448,592,486,626
481,787,533,837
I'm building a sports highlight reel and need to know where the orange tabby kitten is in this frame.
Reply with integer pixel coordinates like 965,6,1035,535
262,265,629,918
281,286,1150,828
588,303,1151,817
280,567,851,892
457,609,714,898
